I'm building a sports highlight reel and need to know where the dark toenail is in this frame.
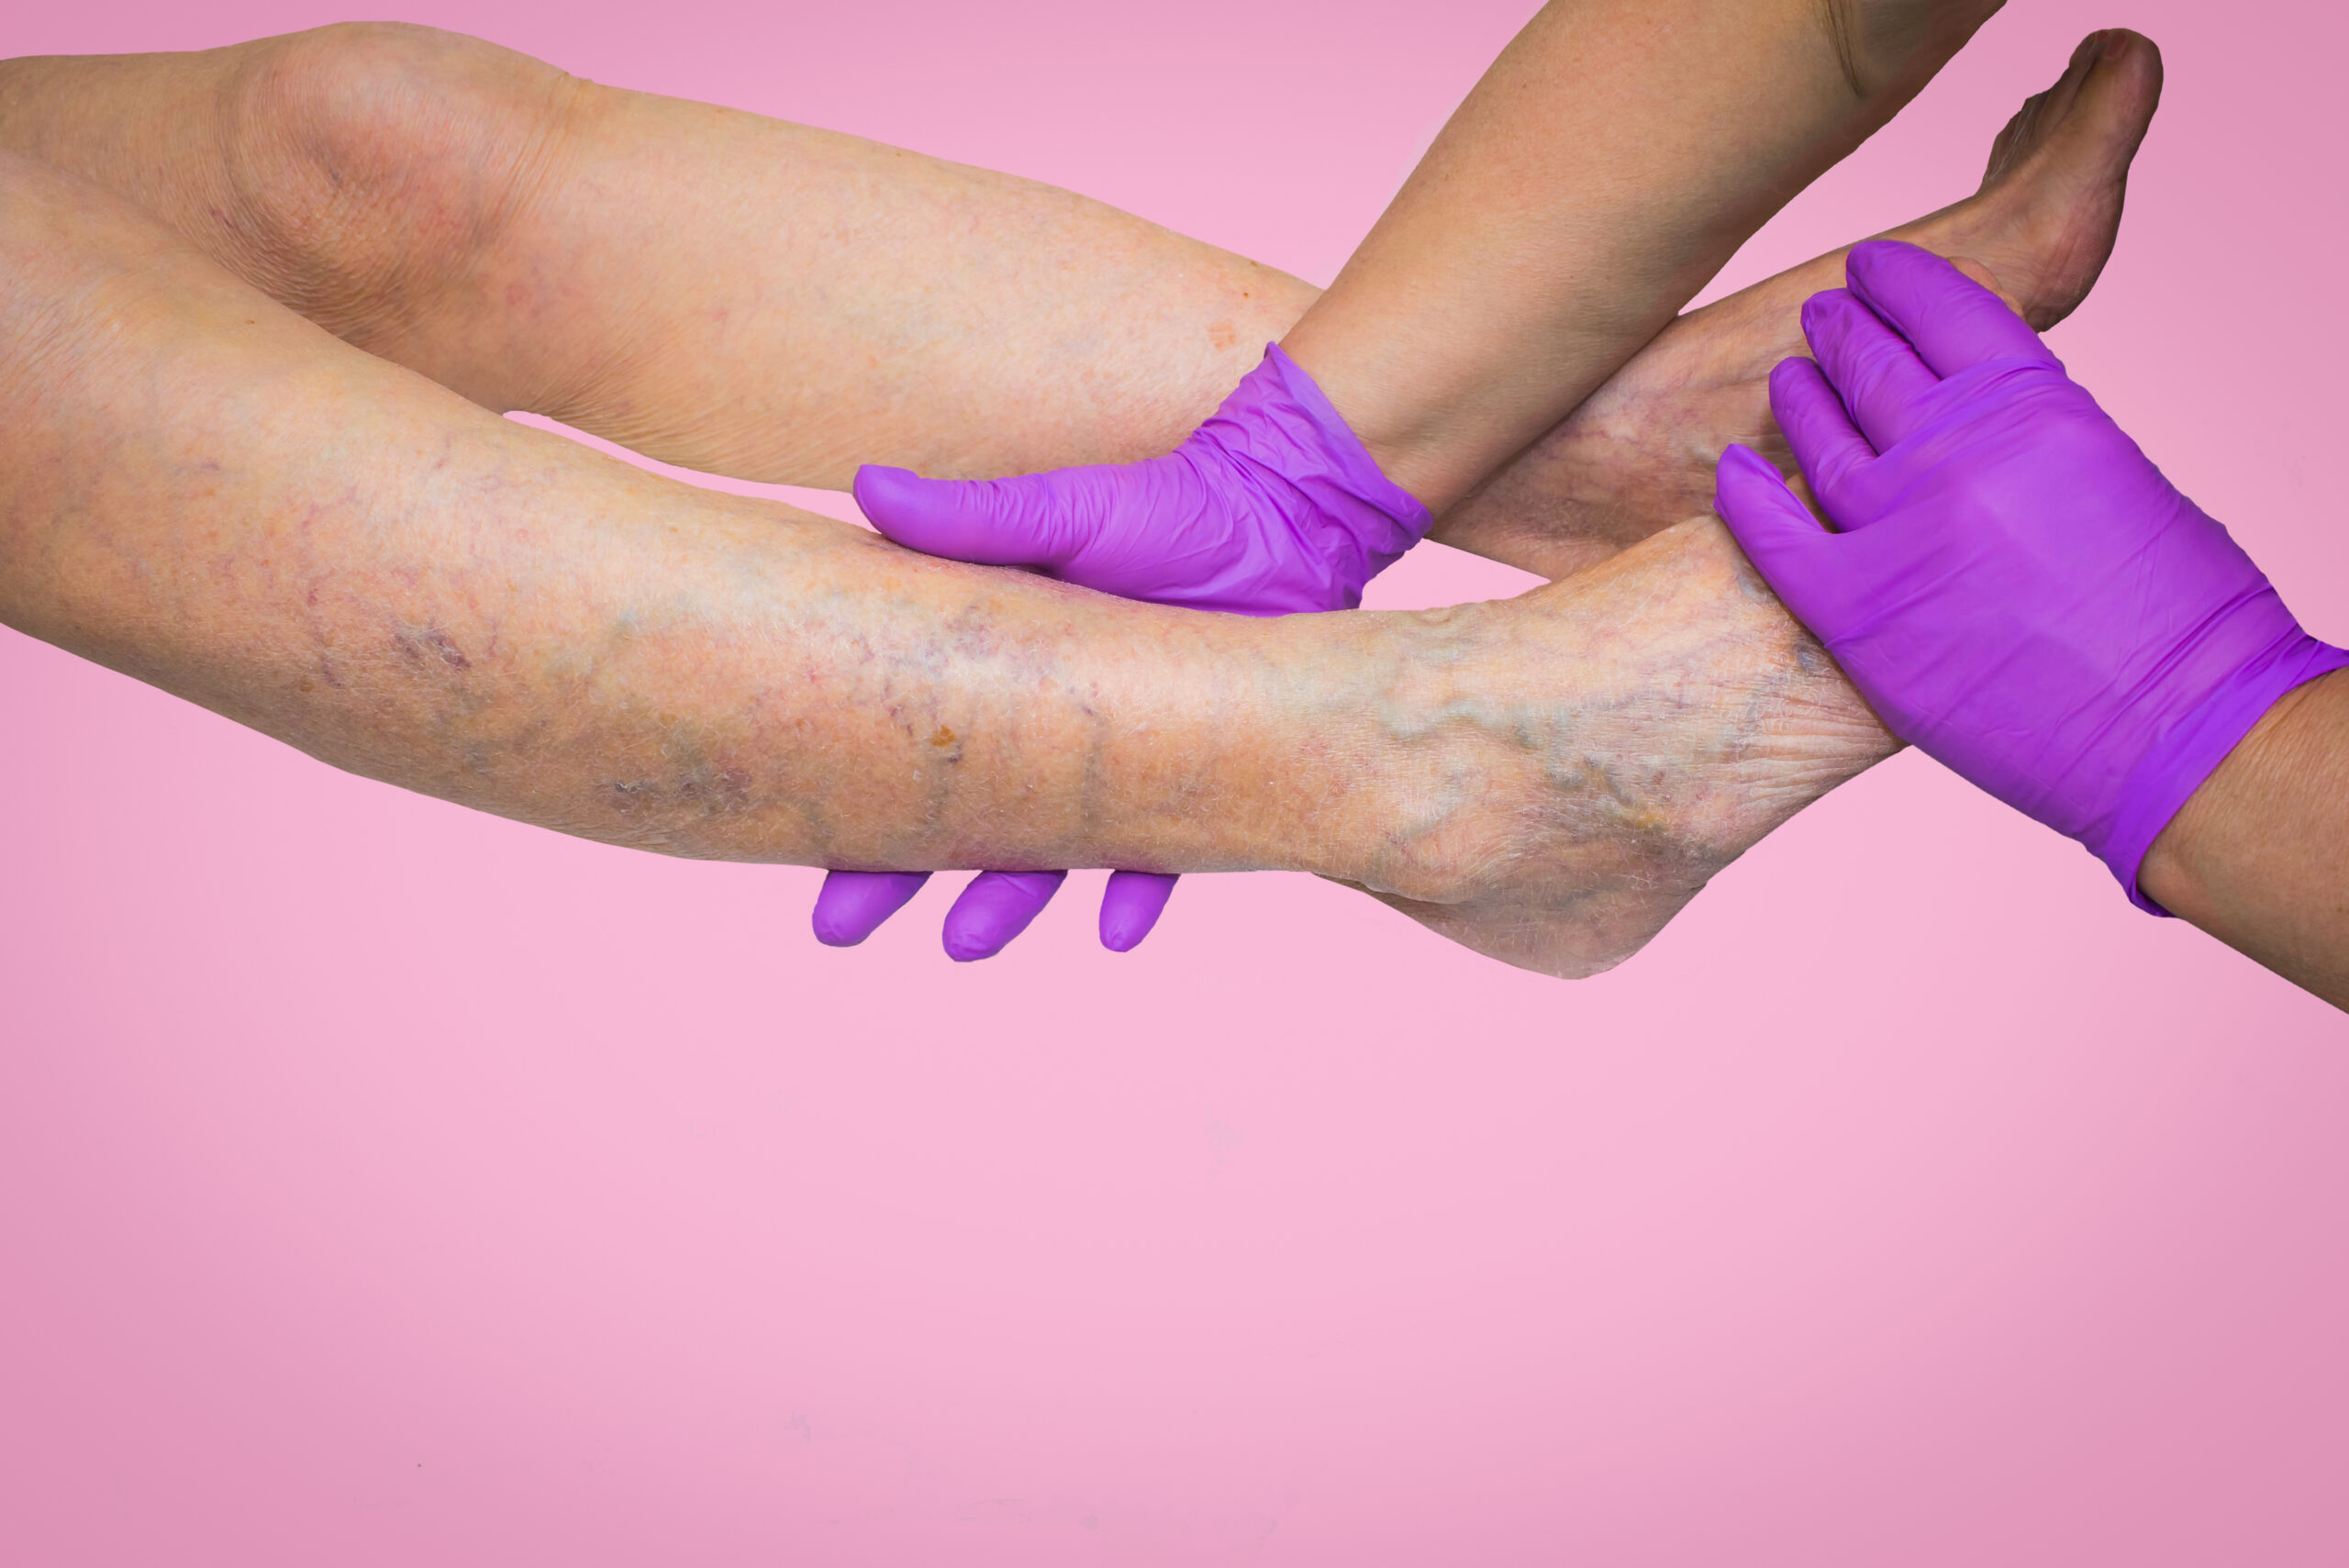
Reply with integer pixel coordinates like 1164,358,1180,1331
2101,30,2131,62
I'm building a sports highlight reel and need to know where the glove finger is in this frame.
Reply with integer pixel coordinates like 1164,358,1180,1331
812,869,931,947
1768,358,1877,519
1099,871,1179,951
1845,240,2059,377
1715,443,1837,615
941,870,1069,962
1800,288,1940,450
854,464,1099,571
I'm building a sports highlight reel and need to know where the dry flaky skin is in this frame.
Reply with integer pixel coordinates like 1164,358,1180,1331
0,21,2157,976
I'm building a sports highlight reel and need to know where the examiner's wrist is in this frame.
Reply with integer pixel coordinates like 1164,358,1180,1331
2136,666,2345,922
2121,641,2349,916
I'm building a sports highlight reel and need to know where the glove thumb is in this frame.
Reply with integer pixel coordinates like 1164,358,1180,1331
854,464,1097,571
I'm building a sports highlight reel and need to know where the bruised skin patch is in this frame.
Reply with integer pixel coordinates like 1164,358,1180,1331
607,762,753,820
393,624,471,669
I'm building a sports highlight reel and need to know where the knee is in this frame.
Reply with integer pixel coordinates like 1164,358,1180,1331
215,21,578,340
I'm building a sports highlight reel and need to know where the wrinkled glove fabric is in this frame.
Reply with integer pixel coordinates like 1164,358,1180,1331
1713,240,2345,912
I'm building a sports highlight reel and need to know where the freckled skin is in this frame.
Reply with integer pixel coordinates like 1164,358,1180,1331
0,20,2156,975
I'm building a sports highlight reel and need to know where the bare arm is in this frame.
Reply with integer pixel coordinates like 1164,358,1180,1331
2140,671,2349,1009
1282,0,2003,509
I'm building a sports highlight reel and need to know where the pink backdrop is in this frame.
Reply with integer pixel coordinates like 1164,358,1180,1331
4,2,2345,1563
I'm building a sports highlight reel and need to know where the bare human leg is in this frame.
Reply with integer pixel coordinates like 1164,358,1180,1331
0,22,1307,487
2,8,2014,962
0,150,1888,979
0,25,2157,973
0,24,2153,584
832,0,2006,954
1436,28,2164,577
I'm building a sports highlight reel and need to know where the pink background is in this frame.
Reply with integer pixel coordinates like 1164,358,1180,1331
4,2,2345,1562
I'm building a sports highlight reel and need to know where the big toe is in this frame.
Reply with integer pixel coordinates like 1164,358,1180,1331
1985,30,2162,190
1965,28,2163,330
2052,30,2163,170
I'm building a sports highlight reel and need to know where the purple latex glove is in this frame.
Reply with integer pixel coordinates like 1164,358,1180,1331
814,342,1430,959
1714,240,2345,911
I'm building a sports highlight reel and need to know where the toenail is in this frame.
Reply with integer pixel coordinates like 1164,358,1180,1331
2101,29,2130,62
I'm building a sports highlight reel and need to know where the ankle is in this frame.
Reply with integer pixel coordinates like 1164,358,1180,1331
1508,521,1894,893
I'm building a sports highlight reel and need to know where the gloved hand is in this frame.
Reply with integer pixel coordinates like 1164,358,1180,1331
814,342,1431,959
1715,239,2345,911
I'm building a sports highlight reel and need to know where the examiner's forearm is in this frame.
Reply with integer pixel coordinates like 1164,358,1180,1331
1281,0,2005,507
2140,670,2349,1009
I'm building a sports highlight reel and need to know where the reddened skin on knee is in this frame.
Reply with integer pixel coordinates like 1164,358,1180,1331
212,22,579,347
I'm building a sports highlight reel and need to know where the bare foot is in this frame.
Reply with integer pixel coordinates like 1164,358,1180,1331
1365,26,2169,979
1367,31,2165,978
1437,28,2164,580
1365,18,2169,980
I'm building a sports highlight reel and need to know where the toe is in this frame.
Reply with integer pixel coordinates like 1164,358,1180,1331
1980,31,2103,189
1946,28,2164,333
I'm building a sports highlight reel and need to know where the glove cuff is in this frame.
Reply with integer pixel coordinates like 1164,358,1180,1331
1254,340,1433,535
1197,344,1433,611
2100,628,2349,915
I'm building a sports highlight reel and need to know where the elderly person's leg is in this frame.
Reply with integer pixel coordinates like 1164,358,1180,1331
1438,26,2164,577
0,20,2155,580
0,21,1308,484
0,4,2004,504
0,150,1893,978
